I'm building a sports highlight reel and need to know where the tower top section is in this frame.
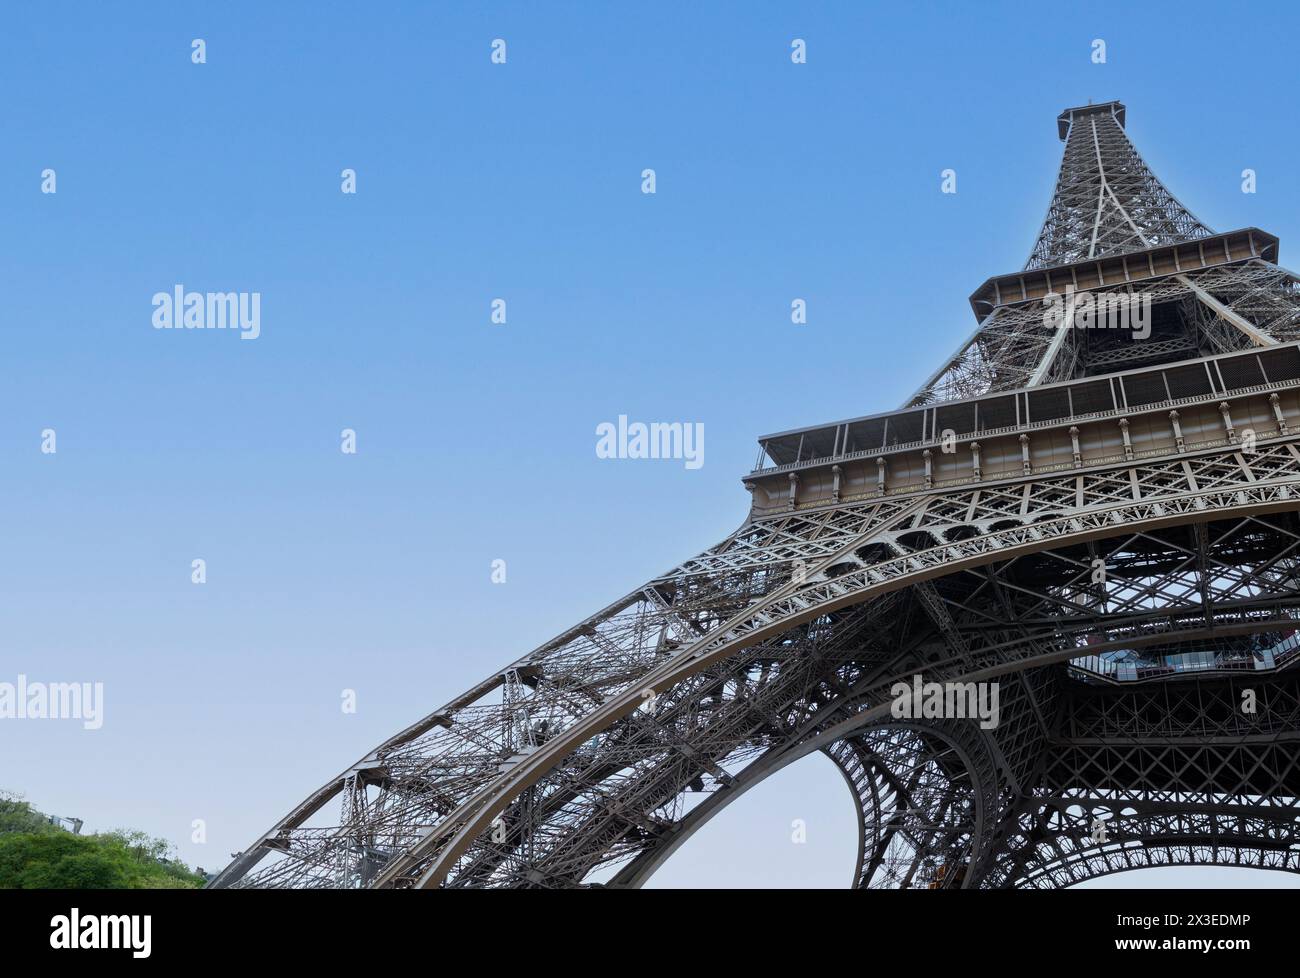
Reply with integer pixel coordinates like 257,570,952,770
884,100,1286,408
1028,100,1212,270
1056,100,1125,140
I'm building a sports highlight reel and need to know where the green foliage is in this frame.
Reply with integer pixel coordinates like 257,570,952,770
0,793,59,837
0,833,129,888
96,829,207,887
0,791,206,889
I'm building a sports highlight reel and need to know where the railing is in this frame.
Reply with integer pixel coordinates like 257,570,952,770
749,376,1300,479
1069,629,1300,683
751,425,1280,517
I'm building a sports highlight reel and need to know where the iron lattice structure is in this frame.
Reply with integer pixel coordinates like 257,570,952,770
213,101,1300,889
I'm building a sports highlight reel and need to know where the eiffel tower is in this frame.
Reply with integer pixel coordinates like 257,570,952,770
213,101,1300,889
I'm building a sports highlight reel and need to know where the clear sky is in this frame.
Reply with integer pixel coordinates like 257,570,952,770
3,0,1297,888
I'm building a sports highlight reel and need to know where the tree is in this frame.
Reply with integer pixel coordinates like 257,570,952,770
0,833,131,888
0,792,206,889
0,791,58,836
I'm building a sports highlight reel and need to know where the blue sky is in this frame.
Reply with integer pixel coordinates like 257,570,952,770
2,0,1297,887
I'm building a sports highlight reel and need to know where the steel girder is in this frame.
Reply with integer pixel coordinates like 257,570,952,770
609,521,1300,889
986,794,1300,889
824,721,1001,889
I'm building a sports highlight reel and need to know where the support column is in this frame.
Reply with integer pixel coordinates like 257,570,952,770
823,721,1001,890
1219,401,1237,444
1270,393,1289,436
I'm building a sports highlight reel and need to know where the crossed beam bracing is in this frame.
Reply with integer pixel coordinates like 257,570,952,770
1028,102,1212,270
